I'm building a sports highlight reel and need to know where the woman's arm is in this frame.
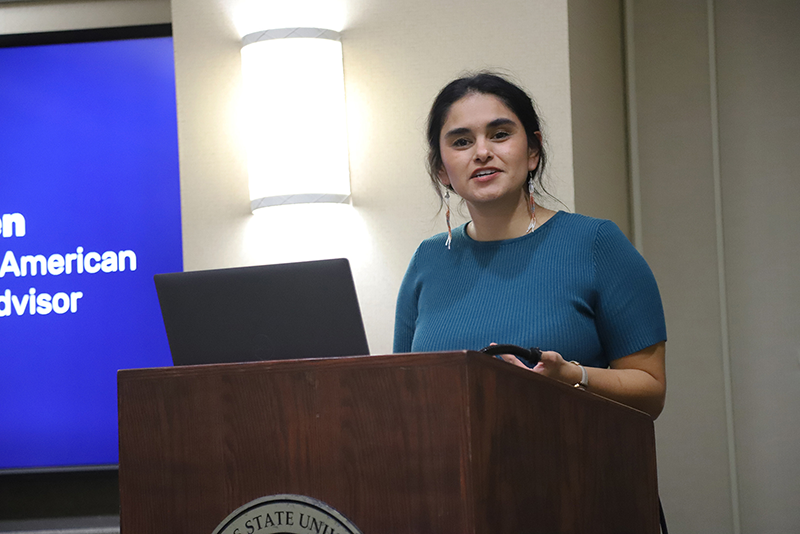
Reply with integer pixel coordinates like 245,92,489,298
500,341,666,419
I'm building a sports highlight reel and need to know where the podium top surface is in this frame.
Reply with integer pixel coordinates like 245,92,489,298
118,350,650,421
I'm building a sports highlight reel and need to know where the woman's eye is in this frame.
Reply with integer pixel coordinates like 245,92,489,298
493,130,510,140
452,138,471,148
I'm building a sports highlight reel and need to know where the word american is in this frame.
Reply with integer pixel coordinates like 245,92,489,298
1,247,137,278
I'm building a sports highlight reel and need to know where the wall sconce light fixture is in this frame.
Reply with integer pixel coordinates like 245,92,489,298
241,28,351,211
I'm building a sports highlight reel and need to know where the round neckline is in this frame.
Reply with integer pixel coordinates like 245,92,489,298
460,210,564,246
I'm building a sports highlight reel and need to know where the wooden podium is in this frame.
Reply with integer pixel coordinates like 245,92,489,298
118,352,659,533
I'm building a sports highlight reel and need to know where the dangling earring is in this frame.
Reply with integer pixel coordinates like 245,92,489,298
444,189,452,250
527,178,537,234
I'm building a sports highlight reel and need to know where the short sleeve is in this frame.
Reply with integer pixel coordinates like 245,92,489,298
592,221,667,360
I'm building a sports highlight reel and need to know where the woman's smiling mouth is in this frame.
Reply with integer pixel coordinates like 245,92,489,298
471,168,501,181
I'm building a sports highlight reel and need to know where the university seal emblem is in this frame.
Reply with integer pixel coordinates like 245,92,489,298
212,494,363,534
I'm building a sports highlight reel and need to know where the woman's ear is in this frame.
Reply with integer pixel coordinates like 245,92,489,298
528,150,540,172
528,131,543,171
437,167,451,187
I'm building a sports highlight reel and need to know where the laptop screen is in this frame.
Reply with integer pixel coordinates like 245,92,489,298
154,258,369,365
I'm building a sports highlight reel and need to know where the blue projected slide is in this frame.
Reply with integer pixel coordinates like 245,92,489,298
0,32,182,470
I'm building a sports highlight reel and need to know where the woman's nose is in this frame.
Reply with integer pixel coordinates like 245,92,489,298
474,138,492,161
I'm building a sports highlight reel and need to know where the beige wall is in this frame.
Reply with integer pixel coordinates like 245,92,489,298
631,0,800,532
0,0,170,34
633,2,736,530
715,1,800,531
170,0,576,355
567,0,630,236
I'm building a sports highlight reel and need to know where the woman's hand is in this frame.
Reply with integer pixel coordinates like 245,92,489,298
498,350,582,385
496,342,667,419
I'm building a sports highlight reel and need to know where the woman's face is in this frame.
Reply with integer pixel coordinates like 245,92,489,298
437,92,539,208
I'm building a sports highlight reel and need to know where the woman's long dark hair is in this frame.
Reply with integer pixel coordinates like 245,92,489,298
426,71,549,204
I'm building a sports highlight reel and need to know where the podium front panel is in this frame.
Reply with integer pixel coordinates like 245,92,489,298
119,351,658,534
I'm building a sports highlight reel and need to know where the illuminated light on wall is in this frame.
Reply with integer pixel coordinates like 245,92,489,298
241,28,351,211
233,0,346,37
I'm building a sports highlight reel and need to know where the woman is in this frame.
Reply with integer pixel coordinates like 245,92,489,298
393,72,667,419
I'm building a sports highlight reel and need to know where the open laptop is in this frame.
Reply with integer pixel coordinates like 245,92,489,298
154,258,370,365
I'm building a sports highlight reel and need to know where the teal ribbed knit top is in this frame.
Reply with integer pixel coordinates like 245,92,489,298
393,211,666,368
